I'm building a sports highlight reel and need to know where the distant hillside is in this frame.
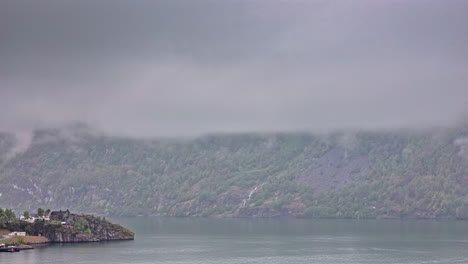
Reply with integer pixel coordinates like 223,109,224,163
1,124,468,219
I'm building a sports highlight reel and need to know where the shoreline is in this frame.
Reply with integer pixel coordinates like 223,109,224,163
110,214,467,221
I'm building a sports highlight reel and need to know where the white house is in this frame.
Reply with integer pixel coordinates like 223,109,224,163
19,215,50,223
8,231,26,236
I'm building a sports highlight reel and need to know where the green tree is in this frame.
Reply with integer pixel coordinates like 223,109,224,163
24,225,32,234
4,208,16,220
37,208,45,217
23,211,30,219
73,218,90,232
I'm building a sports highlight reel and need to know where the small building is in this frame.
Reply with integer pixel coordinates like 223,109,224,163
19,215,50,223
8,231,26,236
19,216,36,223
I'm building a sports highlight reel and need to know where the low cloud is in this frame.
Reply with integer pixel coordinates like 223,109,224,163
1,0,467,138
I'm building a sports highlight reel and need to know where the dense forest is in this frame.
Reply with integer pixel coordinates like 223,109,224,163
1,123,468,219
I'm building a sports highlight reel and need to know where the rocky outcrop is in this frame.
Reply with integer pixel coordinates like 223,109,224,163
32,211,134,242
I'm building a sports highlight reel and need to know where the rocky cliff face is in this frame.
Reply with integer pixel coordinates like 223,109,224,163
32,211,134,242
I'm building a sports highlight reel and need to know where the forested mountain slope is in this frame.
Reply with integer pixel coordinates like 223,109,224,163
1,124,468,219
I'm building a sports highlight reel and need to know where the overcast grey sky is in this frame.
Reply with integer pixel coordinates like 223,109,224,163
1,0,467,137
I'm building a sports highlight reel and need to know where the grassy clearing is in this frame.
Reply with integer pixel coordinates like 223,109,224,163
0,236,49,244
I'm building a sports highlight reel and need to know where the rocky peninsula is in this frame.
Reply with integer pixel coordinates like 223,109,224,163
1,210,134,243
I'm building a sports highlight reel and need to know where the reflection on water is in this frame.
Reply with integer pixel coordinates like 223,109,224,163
2,218,468,264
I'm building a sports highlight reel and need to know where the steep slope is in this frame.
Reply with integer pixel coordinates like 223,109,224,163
1,125,468,219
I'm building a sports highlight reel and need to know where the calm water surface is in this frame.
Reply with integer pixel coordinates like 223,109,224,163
2,217,468,264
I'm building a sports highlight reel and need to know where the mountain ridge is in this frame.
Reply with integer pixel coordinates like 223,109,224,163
1,124,468,219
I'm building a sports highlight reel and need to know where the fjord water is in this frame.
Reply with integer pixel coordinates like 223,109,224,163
2,218,468,264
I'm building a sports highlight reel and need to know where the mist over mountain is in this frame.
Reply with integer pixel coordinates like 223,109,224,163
1,123,467,219
2,1,468,219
